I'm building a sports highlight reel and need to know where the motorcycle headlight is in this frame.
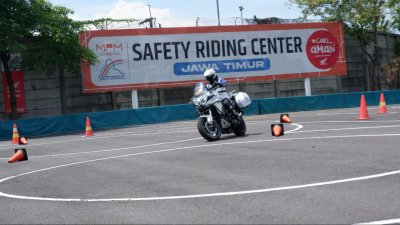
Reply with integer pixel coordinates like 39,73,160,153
193,98,199,106
193,96,203,106
193,95,207,106
200,97,207,105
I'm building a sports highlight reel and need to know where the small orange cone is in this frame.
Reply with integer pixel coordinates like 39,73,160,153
378,93,387,114
280,114,292,123
85,117,93,137
271,124,284,137
19,136,28,145
8,148,28,163
357,94,370,120
12,123,19,144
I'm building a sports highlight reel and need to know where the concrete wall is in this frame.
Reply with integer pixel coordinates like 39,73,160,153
1,32,399,120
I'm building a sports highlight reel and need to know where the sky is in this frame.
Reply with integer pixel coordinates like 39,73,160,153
48,0,311,28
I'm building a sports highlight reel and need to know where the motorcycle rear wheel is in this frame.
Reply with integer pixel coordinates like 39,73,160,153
197,117,221,141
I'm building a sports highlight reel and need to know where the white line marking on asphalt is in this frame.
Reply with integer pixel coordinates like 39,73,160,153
313,111,398,116
0,124,300,159
299,120,400,124
0,133,399,202
85,123,195,137
316,112,358,116
354,218,400,225
246,120,277,124
12,137,202,159
0,128,196,151
290,124,400,134
285,123,303,133
0,123,196,148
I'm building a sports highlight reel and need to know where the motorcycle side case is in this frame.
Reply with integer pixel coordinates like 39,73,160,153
235,92,252,108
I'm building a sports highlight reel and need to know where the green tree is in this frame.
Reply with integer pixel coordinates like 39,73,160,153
381,40,400,89
0,0,96,119
289,0,400,91
251,16,285,24
0,0,34,120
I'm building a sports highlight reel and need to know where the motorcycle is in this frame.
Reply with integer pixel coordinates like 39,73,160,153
191,82,251,141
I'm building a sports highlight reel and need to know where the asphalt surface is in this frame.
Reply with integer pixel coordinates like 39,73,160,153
0,105,400,224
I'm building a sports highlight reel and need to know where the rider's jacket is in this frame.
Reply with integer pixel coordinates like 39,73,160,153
206,77,226,90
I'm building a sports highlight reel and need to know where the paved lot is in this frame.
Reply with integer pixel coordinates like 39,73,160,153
0,105,400,224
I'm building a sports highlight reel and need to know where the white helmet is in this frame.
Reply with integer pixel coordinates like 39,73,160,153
203,68,216,78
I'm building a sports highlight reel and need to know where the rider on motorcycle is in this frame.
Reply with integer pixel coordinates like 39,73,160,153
203,68,238,116
203,68,226,90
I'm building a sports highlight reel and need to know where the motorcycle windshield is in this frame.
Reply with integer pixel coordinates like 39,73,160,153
193,82,206,97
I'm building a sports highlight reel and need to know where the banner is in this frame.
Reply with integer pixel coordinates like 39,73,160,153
80,22,347,93
2,71,26,114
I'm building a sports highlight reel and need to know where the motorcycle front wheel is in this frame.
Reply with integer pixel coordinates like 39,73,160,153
197,117,221,141
233,116,246,136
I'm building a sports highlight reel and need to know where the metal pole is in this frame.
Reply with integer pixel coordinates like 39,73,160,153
304,78,312,96
147,4,153,28
196,17,200,27
216,0,220,26
239,6,244,25
131,90,139,109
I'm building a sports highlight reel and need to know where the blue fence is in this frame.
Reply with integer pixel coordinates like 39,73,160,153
1,90,399,140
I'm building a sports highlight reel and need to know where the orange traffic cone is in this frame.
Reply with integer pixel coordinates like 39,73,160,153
8,148,28,163
85,117,93,137
378,93,387,114
280,114,292,123
19,136,28,145
11,123,19,144
357,94,370,120
271,124,284,137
